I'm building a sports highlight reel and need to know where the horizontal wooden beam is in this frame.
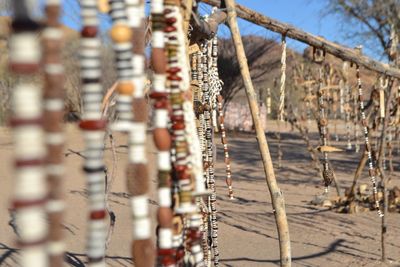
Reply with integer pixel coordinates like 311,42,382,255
200,0,400,79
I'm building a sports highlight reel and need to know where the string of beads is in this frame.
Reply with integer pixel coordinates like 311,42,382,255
356,66,383,217
79,0,108,265
9,1,48,266
43,0,66,265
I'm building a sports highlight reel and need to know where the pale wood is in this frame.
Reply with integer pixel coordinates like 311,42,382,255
377,80,396,263
224,0,291,266
182,0,193,38
200,0,400,80
348,150,368,201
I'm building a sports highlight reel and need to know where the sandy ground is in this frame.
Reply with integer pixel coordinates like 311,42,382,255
0,121,400,267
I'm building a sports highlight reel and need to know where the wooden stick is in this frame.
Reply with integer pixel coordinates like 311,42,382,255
348,150,368,202
224,1,291,265
377,79,396,263
200,0,400,80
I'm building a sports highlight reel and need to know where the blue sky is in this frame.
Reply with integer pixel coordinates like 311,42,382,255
55,0,376,58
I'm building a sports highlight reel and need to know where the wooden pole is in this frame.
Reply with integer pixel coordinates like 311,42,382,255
377,79,396,263
182,0,193,36
224,0,291,265
348,150,368,201
200,0,400,80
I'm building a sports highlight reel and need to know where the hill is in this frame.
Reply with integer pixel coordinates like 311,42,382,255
218,35,377,112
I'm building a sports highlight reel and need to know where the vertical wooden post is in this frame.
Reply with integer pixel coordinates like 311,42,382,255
377,79,396,263
224,1,291,266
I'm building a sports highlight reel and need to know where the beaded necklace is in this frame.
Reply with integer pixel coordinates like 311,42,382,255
217,95,233,199
10,1,48,266
121,0,156,265
201,40,219,266
79,1,107,265
109,0,135,132
317,66,334,192
149,0,175,265
42,0,66,265
356,66,383,217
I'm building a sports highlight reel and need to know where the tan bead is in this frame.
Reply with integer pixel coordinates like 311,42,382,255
110,24,132,43
117,81,134,95
157,207,173,228
132,239,155,267
153,128,171,150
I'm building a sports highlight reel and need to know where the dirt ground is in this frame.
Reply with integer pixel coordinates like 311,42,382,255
0,121,399,267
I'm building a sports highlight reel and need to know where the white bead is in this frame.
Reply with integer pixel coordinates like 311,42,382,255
129,145,146,163
157,151,171,171
47,240,65,255
132,217,151,239
16,206,47,242
46,164,64,176
14,126,45,159
131,55,145,75
130,123,146,143
153,73,166,92
81,69,102,79
154,109,168,128
158,187,171,207
152,31,164,48
158,228,172,249
126,6,141,27
150,0,163,14
46,200,65,213
42,27,64,40
81,58,101,68
130,195,149,217
81,38,101,48
13,84,41,119
45,133,64,145
20,246,48,267
44,98,64,111
132,76,145,97
10,33,41,64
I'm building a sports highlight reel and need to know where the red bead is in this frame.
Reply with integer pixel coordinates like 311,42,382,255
79,119,107,131
165,26,176,33
9,117,43,127
81,26,98,37
172,122,185,130
154,99,169,109
165,17,176,24
13,198,47,209
167,67,181,74
176,248,185,260
15,159,44,167
9,63,40,74
158,248,175,256
150,91,168,100
168,75,181,81
175,165,187,172
90,210,106,220
171,115,184,122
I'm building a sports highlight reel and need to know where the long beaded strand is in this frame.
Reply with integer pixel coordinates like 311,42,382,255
10,2,48,266
217,95,233,199
317,67,333,192
163,2,186,262
109,0,134,132
202,40,219,266
356,66,383,217
42,1,66,265
194,49,211,265
79,1,108,265
124,0,156,266
149,0,175,265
